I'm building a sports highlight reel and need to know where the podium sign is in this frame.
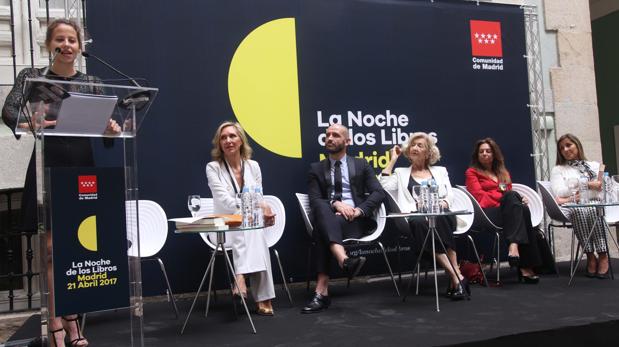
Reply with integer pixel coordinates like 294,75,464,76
48,167,130,316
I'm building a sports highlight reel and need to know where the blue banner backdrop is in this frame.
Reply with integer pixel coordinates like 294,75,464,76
87,0,534,295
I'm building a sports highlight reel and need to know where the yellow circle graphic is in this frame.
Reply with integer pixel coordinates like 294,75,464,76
228,17,302,158
77,215,98,251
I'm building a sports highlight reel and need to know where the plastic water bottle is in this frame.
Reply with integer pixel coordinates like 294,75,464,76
241,186,252,227
578,175,589,204
253,186,264,227
429,179,439,213
603,172,613,203
419,183,429,213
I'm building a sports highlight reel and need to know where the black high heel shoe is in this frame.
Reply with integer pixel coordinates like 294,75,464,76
450,283,466,301
518,271,540,284
445,286,454,298
50,327,65,347
508,255,520,268
61,315,88,347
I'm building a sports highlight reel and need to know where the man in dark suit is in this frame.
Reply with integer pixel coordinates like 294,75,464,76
302,124,385,313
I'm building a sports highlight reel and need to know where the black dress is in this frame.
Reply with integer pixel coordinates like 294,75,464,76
2,68,104,231
406,176,456,254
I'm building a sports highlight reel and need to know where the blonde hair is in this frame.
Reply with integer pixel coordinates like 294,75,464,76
210,121,253,162
403,132,441,166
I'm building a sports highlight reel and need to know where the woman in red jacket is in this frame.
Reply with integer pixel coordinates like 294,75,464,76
465,138,542,283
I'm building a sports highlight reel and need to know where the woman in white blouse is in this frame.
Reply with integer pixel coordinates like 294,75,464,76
380,132,469,300
206,121,276,314
550,133,609,279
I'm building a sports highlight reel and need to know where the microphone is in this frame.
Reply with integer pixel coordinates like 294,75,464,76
81,51,142,87
42,47,61,76
81,51,151,111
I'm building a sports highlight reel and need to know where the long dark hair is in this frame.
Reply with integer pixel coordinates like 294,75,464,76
470,138,511,183
556,133,586,165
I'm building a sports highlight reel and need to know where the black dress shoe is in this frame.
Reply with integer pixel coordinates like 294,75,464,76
585,271,597,278
343,256,366,280
301,293,331,314
518,271,540,284
596,271,610,280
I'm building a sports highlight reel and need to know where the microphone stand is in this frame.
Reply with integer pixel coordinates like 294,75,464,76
81,51,151,111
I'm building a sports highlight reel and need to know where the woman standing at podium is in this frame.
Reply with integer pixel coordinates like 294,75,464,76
2,19,118,347
206,121,276,315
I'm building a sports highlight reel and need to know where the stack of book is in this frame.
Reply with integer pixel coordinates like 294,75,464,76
169,216,229,232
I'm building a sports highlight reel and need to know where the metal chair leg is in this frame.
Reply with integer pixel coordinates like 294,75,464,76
378,241,400,297
397,241,402,284
272,248,294,305
570,231,576,275
495,232,501,284
155,257,180,319
80,313,87,333
548,224,556,258
467,235,488,286
415,262,421,295
306,245,312,292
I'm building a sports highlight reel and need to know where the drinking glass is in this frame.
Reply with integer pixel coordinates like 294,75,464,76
566,177,579,203
613,175,619,202
411,185,422,211
438,184,448,212
187,195,201,216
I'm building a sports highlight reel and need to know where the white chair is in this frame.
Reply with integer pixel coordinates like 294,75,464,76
81,200,180,331
605,204,619,233
195,196,293,304
456,186,504,284
262,195,293,305
536,181,574,263
295,193,400,296
126,200,179,318
512,183,544,228
383,190,415,284
451,188,488,286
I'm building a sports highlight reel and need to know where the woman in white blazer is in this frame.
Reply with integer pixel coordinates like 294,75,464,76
206,121,276,315
380,132,469,300
550,133,609,279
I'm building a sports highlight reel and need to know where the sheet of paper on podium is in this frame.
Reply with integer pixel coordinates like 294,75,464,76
54,92,118,134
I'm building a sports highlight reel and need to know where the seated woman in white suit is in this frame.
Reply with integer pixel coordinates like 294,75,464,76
206,121,276,315
380,132,469,300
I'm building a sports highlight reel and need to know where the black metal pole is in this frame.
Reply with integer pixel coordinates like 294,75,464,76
45,0,50,64
26,0,35,68
82,0,87,34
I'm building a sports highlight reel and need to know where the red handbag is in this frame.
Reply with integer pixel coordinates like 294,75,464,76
460,261,485,285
